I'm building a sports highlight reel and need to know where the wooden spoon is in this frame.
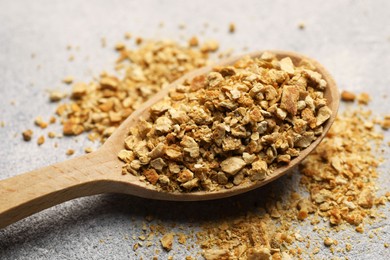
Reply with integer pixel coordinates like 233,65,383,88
0,50,339,229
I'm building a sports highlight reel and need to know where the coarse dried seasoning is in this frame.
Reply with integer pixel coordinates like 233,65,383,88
120,53,332,192
24,32,388,257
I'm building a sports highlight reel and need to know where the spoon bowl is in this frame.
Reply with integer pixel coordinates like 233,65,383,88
0,50,339,228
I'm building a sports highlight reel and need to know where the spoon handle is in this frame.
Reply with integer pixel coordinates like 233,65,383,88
0,151,112,229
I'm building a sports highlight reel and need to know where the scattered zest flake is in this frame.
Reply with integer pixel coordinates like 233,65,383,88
49,91,66,102
62,76,74,84
34,116,48,129
84,147,93,153
66,149,75,156
229,23,236,33
160,233,174,251
341,90,356,102
37,135,45,145
22,129,33,141
48,131,56,138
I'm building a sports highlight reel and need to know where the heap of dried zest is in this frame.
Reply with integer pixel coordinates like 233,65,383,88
55,40,210,141
299,109,386,227
120,52,332,192
197,106,389,259
198,209,297,259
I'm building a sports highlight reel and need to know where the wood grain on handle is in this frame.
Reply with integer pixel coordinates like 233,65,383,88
0,150,116,229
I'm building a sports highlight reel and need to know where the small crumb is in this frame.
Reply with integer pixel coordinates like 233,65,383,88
178,23,186,30
115,42,125,51
229,23,236,33
323,237,333,247
101,37,107,48
22,129,33,141
341,90,356,102
381,117,390,130
345,243,352,252
49,90,66,102
218,48,234,59
177,233,187,244
124,32,132,40
62,76,74,84
68,55,74,62
37,135,45,146
0,121,4,127
48,132,56,138
49,116,56,124
71,82,88,99
188,36,199,47
135,37,143,45
84,147,93,153
66,149,75,156
87,133,99,142
357,92,371,105
200,40,219,52
355,225,364,233
160,233,174,251
145,215,154,222
385,243,389,248
63,121,84,136
34,116,48,129
298,22,305,30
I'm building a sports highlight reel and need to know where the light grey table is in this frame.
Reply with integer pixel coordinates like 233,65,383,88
0,0,389,259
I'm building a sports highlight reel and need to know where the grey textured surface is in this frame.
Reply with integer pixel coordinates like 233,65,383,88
0,0,389,259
